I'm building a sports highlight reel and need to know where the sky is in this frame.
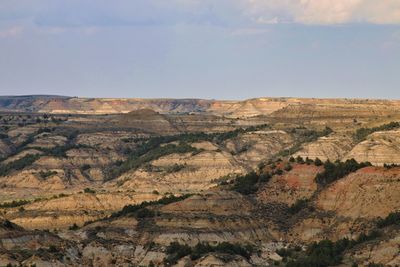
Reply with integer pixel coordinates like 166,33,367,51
0,0,400,100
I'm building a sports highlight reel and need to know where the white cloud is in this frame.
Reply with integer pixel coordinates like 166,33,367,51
356,0,400,24
243,0,400,25
0,25,23,38
0,0,399,30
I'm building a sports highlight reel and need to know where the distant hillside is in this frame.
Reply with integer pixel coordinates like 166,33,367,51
0,95,70,113
1,95,400,119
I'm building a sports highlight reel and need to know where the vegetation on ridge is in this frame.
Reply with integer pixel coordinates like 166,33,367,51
282,231,381,267
277,126,333,158
108,142,200,180
0,154,40,177
377,211,400,228
108,124,269,179
288,198,310,214
165,241,255,265
315,159,372,186
231,171,272,195
354,121,400,142
110,194,191,218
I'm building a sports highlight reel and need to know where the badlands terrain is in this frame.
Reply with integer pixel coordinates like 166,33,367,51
0,95,400,266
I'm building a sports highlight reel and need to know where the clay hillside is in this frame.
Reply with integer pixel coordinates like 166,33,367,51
0,95,400,266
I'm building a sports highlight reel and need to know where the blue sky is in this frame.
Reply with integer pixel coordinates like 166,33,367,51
0,0,399,99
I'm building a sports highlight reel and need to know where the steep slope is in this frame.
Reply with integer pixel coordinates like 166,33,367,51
109,147,245,194
257,163,323,206
225,130,294,168
316,167,400,219
344,130,400,165
60,191,279,266
293,134,354,162
0,219,73,266
6,192,159,230
349,229,400,266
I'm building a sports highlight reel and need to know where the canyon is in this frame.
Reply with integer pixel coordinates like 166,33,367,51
0,96,399,266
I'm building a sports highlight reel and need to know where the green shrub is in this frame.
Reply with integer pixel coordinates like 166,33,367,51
111,194,190,218
136,208,155,218
165,242,192,265
296,156,304,164
83,188,96,194
81,164,91,171
356,230,381,243
37,127,53,134
38,170,58,179
48,245,59,253
211,242,254,259
165,242,254,265
0,154,40,177
377,211,400,228
383,163,399,169
284,164,293,171
314,158,323,166
367,263,384,267
2,220,14,229
69,223,79,230
38,143,90,158
165,164,185,173
288,199,309,214
232,171,272,195
286,231,381,267
258,172,272,183
305,157,313,165
232,172,259,195
276,247,294,258
315,159,371,186
0,199,30,208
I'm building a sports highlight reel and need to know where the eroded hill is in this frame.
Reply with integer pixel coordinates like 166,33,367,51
0,97,399,266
